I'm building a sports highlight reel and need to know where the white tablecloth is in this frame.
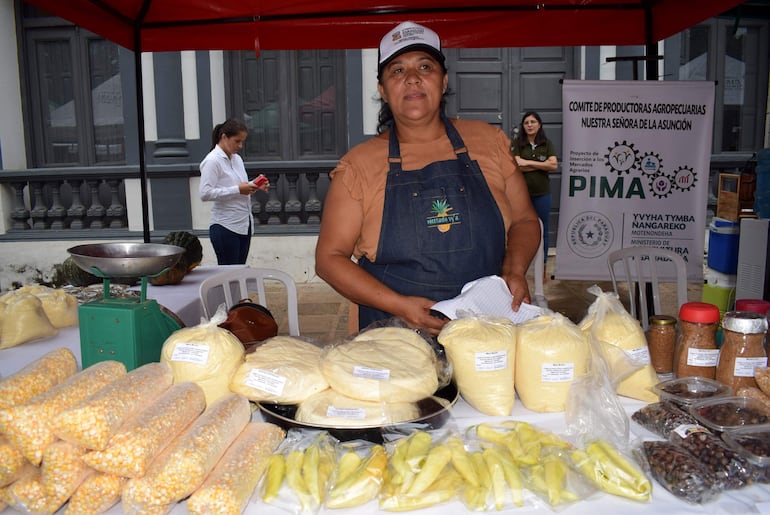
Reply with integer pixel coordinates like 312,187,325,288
3,269,770,513
0,265,244,378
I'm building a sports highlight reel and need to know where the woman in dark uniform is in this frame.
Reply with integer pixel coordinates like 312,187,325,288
511,111,558,280
315,21,540,336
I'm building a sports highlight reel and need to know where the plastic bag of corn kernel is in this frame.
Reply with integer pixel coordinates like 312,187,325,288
122,393,251,513
0,347,77,410
187,422,286,515
5,463,50,514
0,360,126,466
54,362,173,451
65,472,126,515
41,440,93,512
0,435,28,487
84,381,206,478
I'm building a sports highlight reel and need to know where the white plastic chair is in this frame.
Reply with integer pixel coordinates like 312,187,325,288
532,218,548,309
607,246,688,330
198,267,300,335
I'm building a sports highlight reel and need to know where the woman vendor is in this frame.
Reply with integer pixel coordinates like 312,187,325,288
315,21,540,336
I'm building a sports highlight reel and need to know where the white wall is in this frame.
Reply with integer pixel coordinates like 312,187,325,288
0,1,27,235
0,235,321,291
0,1,25,171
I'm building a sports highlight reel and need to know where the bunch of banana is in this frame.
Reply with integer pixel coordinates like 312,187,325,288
570,440,651,502
325,444,388,509
475,421,570,467
262,434,336,512
379,430,461,511
526,453,580,506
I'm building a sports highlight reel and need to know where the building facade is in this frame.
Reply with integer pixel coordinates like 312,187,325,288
0,0,767,288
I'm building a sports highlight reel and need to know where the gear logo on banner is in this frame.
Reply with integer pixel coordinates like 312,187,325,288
649,173,674,199
604,141,639,174
603,140,698,200
673,166,697,191
640,152,662,176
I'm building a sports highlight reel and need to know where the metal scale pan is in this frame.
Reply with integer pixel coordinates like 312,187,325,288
68,243,186,371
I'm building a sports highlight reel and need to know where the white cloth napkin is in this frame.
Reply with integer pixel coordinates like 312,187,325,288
431,275,543,324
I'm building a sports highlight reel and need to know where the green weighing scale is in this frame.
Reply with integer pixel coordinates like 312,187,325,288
68,243,186,371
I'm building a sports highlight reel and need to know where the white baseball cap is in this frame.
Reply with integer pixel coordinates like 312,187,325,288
377,21,446,79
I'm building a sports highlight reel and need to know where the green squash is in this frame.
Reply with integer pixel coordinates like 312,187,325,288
148,260,188,286
61,256,101,287
163,231,203,272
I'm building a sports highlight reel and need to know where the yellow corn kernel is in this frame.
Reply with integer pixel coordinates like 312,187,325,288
0,435,28,487
0,360,126,465
0,348,77,409
122,393,251,512
6,465,49,514
41,440,92,510
54,362,173,451
187,422,285,515
84,381,205,478
65,472,126,515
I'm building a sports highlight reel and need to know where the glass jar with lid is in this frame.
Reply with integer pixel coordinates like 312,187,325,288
674,302,721,379
646,315,677,374
715,311,769,391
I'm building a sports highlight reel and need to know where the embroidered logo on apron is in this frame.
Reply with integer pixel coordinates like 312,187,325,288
427,198,462,232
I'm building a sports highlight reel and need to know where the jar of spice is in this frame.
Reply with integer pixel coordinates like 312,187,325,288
674,302,721,379
735,299,770,351
647,315,677,374
715,311,768,390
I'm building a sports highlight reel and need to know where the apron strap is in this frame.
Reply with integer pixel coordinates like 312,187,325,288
388,113,474,174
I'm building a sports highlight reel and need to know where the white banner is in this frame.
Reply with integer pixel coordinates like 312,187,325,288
555,80,714,282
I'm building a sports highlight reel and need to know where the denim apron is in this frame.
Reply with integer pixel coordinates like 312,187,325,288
358,115,506,329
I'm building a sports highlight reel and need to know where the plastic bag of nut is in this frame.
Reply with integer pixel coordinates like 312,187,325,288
668,424,754,490
631,401,699,438
637,440,720,504
722,425,770,484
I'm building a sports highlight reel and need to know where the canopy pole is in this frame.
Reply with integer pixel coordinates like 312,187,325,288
134,27,151,242
644,0,658,80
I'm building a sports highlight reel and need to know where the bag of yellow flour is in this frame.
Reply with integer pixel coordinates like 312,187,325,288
438,316,516,416
516,313,590,412
579,286,659,403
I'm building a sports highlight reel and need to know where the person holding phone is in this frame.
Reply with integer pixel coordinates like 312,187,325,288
199,118,269,265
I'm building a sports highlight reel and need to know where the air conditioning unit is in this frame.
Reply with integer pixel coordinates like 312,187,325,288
736,218,770,301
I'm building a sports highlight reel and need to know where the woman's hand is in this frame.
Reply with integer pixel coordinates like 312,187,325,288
502,273,531,311
238,177,269,195
393,296,448,336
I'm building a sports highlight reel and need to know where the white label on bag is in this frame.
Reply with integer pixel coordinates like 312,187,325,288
734,357,769,377
353,365,390,381
673,423,709,438
245,368,286,396
170,343,210,364
326,406,366,419
475,351,507,371
686,348,719,367
541,363,574,382
627,346,651,365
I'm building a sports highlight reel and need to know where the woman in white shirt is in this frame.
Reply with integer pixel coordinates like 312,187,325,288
199,118,269,264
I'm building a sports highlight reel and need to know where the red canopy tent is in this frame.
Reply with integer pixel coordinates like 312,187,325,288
20,0,746,240
22,0,745,52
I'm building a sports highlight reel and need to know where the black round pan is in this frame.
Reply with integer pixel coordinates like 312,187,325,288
256,382,458,443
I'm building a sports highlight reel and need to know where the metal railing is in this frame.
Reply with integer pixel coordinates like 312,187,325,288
0,164,334,238
0,156,753,239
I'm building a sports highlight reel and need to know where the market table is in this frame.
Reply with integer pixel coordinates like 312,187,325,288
170,396,770,515
0,265,244,378
3,277,770,514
